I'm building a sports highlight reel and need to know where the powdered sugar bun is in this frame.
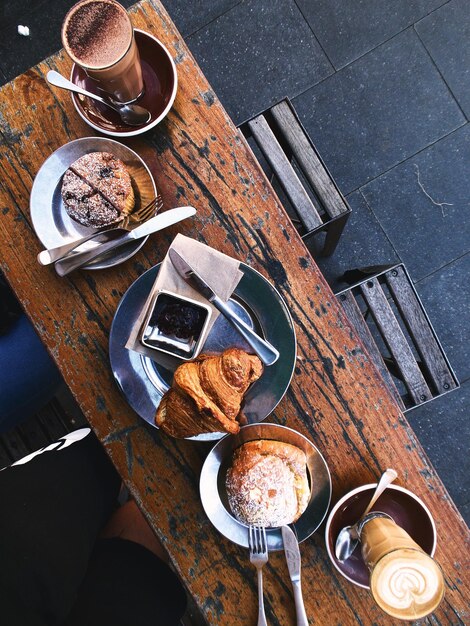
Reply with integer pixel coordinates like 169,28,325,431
226,439,310,527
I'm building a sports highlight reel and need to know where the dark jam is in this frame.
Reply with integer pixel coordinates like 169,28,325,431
151,295,206,340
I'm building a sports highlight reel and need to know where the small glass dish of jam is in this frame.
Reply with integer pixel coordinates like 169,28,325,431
139,289,212,360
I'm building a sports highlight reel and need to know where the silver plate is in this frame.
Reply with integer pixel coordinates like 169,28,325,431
200,423,332,550
109,263,297,441
30,137,157,270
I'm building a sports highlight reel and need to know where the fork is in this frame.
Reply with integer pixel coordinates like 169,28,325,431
249,525,268,626
37,194,163,266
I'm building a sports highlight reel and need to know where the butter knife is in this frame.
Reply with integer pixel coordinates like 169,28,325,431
54,207,196,277
168,248,279,366
282,525,308,626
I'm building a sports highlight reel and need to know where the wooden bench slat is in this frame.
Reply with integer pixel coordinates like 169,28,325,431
53,387,89,430
338,291,405,410
0,394,81,469
1,428,30,463
0,440,14,469
35,402,69,441
247,115,322,231
359,278,432,404
385,267,458,395
17,413,52,451
270,100,348,219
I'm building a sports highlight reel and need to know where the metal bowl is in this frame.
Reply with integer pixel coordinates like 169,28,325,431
200,422,332,551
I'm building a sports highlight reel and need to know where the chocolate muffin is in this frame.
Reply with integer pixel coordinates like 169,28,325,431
61,152,134,227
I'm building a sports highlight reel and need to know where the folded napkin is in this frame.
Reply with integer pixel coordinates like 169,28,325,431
126,234,244,360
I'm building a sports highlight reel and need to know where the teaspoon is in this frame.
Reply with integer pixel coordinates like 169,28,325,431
46,70,151,126
335,468,398,562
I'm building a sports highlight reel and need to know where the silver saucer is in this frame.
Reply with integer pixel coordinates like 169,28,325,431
30,137,157,270
200,423,332,549
109,262,297,441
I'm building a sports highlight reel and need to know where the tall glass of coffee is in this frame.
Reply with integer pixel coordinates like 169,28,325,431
62,0,144,103
359,513,445,621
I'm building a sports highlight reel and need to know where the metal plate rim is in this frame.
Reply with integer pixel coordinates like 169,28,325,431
109,262,297,441
71,30,178,138
30,136,157,270
199,422,332,550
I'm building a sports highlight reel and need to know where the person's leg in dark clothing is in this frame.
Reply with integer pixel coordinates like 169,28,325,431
0,428,121,625
0,428,187,625
0,272,62,432
65,536,187,626
65,498,187,625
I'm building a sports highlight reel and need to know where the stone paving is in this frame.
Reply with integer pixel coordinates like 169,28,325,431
0,0,468,523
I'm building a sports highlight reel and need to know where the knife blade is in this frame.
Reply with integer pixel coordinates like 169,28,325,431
54,206,196,276
282,525,309,626
168,249,280,366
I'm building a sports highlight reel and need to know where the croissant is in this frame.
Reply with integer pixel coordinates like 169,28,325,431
155,348,263,438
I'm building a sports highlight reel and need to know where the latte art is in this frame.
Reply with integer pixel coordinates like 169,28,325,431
371,548,445,620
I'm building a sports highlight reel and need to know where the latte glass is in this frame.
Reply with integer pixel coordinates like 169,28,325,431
360,514,445,621
62,0,144,103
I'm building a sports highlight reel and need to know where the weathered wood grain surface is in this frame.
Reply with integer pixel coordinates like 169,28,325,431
0,1,468,624
359,278,431,405
270,99,348,220
248,114,323,230
337,290,405,411
384,266,457,396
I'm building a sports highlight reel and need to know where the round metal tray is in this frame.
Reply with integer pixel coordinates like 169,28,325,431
30,136,156,270
200,423,332,549
109,262,297,440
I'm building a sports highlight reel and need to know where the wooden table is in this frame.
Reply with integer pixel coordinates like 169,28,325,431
0,1,468,624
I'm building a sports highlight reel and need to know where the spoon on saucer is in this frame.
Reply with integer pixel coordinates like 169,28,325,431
46,70,151,126
335,468,398,562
